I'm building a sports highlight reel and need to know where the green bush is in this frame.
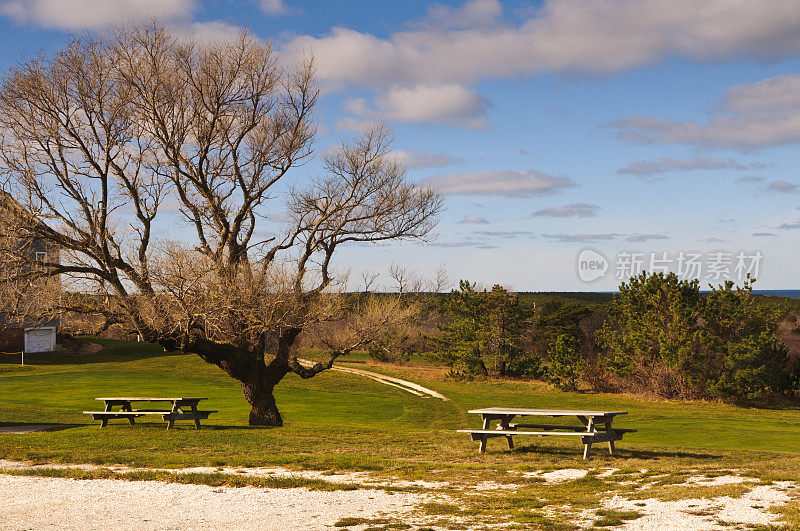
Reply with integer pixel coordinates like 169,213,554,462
428,280,540,377
546,334,583,391
531,299,603,389
597,272,798,399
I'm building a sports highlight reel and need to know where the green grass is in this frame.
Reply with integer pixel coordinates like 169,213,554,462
2,338,800,468
2,337,800,527
593,509,642,527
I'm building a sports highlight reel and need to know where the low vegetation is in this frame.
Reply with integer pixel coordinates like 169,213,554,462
399,274,800,403
428,281,534,379
598,273,799,400
1,337,800,527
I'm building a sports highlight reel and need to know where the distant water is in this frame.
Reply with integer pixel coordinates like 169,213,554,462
532,290,800,299
753,290,800,299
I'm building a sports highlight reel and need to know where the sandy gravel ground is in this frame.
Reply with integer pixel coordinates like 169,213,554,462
606,482,795,530
0,474,425,530
575,477,796,530
1,463,796,529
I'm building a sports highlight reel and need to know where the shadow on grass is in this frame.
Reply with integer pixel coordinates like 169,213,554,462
509,444,720,461
730,397,800,411
0,422,80,432
619,448,721,460
203,425,279,430
0,338,181,366
73,423,271,431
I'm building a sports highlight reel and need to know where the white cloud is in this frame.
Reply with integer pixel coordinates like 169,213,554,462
541,232,668,243
342,97,371,116
532,203,600,217
617,157,763,177
613,113,800,150
778,221,800,229
625,233,669,242
283,1,800,89
414,0,502,30
334,116,373,133
542,233,620,243
172,20,244,46
260,0,288,15
339,85,489,129
738,175,765,183
474,230,535,238
429,240,497,249
282,0,800,132
459,215,489,224
379,85,489,129
391,150,463,169
423,169,575,196
722,75,800,113
766,180,798,193
0,0,194,29
613,74,800,150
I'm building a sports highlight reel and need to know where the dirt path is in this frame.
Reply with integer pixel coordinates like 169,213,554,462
331,365,448,400
298,360,448,400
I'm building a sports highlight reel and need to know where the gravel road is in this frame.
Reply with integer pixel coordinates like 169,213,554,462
0,474,424,530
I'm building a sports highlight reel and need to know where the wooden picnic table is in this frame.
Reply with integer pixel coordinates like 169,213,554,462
84,397,216,430
458,407,636,459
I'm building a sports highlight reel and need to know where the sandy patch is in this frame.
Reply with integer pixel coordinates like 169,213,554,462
472,481,523,491
541,468,589,483
590,480,796,530
2,461,795,529
0,460,451,490
518,468,589,484
684,474,755,487
0,474,427,530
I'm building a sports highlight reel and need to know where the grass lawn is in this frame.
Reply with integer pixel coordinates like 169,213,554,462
1,338,800,528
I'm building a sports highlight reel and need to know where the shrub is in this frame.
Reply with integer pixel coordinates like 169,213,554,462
597,272,798,400
428,280,539,377
531,299,600,389
546,334,583,391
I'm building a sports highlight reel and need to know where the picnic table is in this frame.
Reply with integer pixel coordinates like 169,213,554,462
458,407,636,459
84,397,216,430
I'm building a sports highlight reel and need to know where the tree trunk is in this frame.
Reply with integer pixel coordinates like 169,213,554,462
242,379,282,427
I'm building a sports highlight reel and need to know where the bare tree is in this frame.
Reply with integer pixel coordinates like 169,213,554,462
360,270,380,293
430,264,450,294
388,263,415,295
0,22,442,426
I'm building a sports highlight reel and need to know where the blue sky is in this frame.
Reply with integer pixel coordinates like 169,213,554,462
2,0,800,291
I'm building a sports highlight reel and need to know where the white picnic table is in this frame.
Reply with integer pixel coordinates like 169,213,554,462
84,397,216,430
458,407,636,459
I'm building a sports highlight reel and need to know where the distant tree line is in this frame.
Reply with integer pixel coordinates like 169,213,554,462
399,273,800,401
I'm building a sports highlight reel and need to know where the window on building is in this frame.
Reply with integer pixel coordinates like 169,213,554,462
35,251,47,270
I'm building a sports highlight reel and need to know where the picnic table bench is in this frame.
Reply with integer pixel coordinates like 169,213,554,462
84,397,216,430
459,407,636,459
